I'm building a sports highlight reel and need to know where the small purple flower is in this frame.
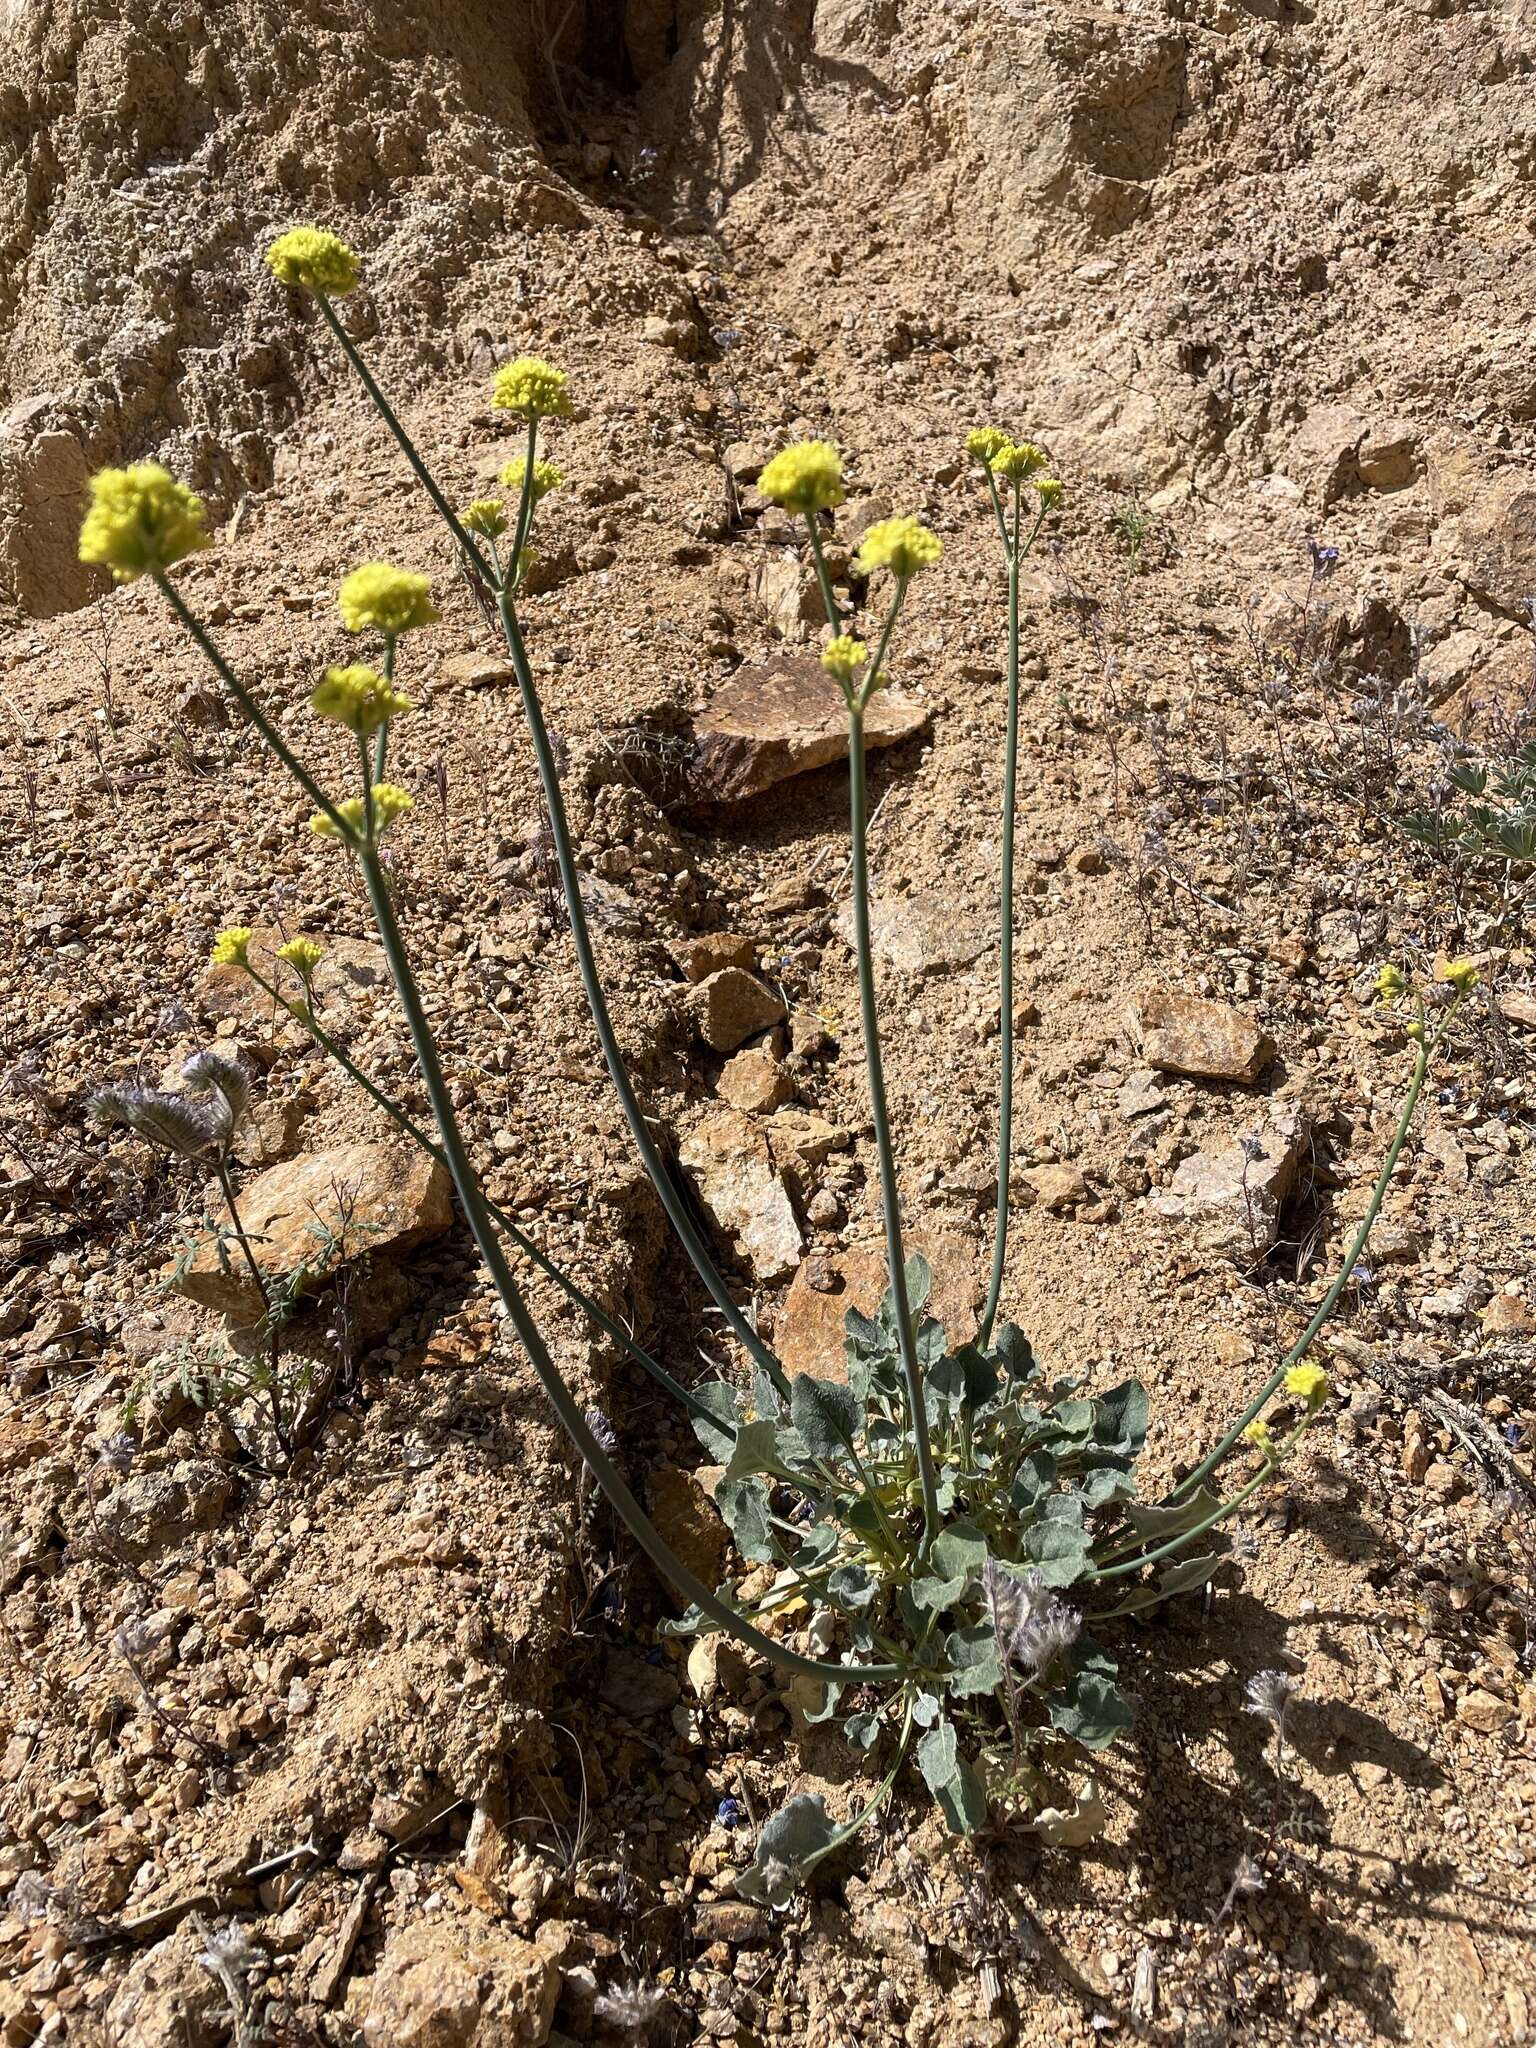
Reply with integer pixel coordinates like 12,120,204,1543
716,1797,744,1829
1306,538,1341,579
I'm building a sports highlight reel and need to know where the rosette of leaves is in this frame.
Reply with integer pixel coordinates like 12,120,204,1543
1400,743,1536,869
667,1256,1236,1905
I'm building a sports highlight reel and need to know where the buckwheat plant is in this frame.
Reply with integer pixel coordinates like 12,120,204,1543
73,226,1474,1901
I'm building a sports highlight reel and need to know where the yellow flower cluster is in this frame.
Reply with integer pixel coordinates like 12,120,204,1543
265,227,361,296
966,427,1010,464
210,926,255,968
492,357,573,420
462,499,508,539
759,441,845,515
820,635,869,684
500,454,564,502
1375,963,1407,1002
1284,1362,1329,1409
1242,1419,1276,1461
310,784,414,841
78,465,210,583
336,563,439,638
1035,477,1064,510
856,516,942,580
276,936,324,978
1435,956,1479,992
311,664,411,735
990,440,1047,484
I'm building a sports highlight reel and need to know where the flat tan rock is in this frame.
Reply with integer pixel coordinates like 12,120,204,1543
1131,989,1275,1084
686,966,786,1052
775,1235,983,1382
170,1141,452,1326
688,656,929,803
718,1046,793,1113
198,926,391,1041
678,1110,803,1281
834,890,989,977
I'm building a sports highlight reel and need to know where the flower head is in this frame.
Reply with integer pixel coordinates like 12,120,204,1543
982,1561,1080,1676
990,440,1047,484
758,441,845,515
1375,963,1408,1002
499,455,564,502
461,498,507,539
312,664,411,735
1034,476,1064,510
209,926,254,969
820,635,869,686
336,563,439,638
1436,956,1479,993
266,226,361,295
856,515,942,580
86,1084,226,1159
492,357,572,420
276,936,324,980
1242,1419,1276,1461
1284,1361,1329,1410
79,465,210,583
966,427,1010,465
181,1048,251,1126
309,783,413,842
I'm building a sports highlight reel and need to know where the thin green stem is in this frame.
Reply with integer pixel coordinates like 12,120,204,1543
806,520,843,639
801,1701,916,1883
1167,1003,1450,1505
510,419,539,569
357,842,902,1683
242,964,730,1437
978,477,1022,1348
312,295,494,585
846,618,941,1552
495,593,791,1395
372,637,396,783
154,574,347,833
1091,1417,1312,1589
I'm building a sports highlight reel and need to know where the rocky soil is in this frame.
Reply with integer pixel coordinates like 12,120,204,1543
1,2,1534,2043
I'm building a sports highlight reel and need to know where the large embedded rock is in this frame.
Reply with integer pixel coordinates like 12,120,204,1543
678,1110,803,1281
169,1142,452,1326
1455,471,1536,614
686,966,786,1052
198,927,391,1041
688,657,928,803
834,890,989,977
1131,990,1275,1084
1150,1107,1309,1254
776,1236,983,1381
94,1459,235,1562
360,1919,565,2048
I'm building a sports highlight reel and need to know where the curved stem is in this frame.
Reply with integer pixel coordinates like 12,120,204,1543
978,479,1022,1348
1091,1416,1312,1587
313,295,494,584
357,842,902,1683
154,573,347,833
496,594,790,1395
802,1700,916,1880
847,651,940,1552
241,964,731,1436
1167,1004,1450,1505
372,637,396,784
510,419,539,568
806,520,843,638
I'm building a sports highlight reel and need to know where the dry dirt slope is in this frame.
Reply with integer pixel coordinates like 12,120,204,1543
0,2,1534,2045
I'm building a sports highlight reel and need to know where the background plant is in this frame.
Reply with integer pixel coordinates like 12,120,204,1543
69,224,1472,1900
